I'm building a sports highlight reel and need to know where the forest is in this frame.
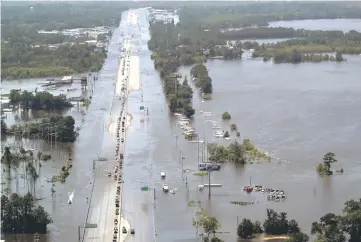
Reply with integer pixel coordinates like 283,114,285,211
178,2,361,28
1,2,128,80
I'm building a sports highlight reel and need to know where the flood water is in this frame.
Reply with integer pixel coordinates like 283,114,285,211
2,10,124,242
268,19,361,32
2,10,361,242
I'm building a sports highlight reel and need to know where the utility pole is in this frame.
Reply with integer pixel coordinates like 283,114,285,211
203,133,206,163
179,150,184,178
208,168,211,199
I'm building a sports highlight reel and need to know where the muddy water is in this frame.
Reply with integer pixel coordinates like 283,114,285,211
2,13,125,242
124,12,361,242
2,10,361,242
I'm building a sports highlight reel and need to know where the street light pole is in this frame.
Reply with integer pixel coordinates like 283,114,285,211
208,168,211,199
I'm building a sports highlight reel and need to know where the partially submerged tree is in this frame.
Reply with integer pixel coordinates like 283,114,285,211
311,213,345,242
237,218,254,239
222,112,231,120
316,152,338,175
193,208,221,239
191,201,221,240
1,193,52,234
311,198,361,242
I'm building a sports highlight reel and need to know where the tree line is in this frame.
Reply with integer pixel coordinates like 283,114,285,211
148,22,196,118
190,64,213,94
178,2,361,29
1,2,129,80
2,115,77,143
221,28,361,41
2,43,107,80
9,90,72,110
237,198,361,242
1,2,130,31
190,198,360,242
1,193,52,234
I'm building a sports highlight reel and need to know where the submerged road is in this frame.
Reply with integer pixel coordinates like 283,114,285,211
83,10,139,242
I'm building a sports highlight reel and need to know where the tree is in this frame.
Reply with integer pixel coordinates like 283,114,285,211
222,112,231,120
230,124,237,131
263,209,298,235
228,140,246,164
237,218,254,239
26,161,38,195
1,120,8,134
1,193,52,234
287,232,309,242
288,219,301,233
184,105,195,118
341,199,361,242
336,52,343,62
317,152,338,175
312,199,361,242
253,221,263,233
311,213,345,242
193,207,221,239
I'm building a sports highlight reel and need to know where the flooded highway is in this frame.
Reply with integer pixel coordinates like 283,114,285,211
2,8,361,242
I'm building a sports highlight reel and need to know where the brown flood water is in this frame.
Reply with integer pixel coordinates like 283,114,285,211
2,8,361,242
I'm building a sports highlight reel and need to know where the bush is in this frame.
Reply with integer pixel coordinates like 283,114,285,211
222,111,231,120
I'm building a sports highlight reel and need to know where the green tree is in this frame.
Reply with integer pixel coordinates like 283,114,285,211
222,112,231,120
1,193,52,234
311,213,345,242
287,232,309,242
230,124,237,131
193,208,221,239
253,221,263,233
263,209,300,235
341,199,361,242
317,152,338,175
237,218,254,239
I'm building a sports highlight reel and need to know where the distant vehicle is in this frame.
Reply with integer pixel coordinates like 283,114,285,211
163,184,169,192
160,172,166,178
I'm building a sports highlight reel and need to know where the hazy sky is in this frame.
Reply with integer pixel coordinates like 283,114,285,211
2,0,361,2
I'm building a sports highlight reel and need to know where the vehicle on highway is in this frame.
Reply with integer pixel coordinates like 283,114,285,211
160,171,166,179
163,184,169,192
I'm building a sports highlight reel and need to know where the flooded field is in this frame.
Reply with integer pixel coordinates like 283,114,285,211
2,9,361,242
